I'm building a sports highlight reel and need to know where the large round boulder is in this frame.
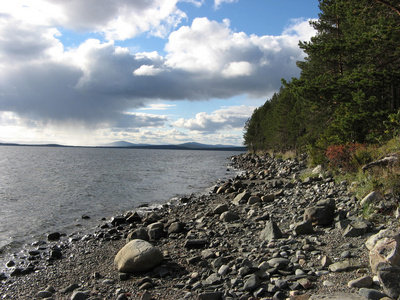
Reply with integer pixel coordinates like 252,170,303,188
114,239,163,273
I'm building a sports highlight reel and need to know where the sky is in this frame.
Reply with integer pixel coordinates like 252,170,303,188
0,0,320,146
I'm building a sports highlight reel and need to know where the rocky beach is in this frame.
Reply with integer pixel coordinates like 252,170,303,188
1,153,400,300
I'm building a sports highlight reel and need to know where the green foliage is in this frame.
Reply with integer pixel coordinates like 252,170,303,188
350,146,374,169
307,143,327,166
243,87,303,153
361,202,375,220
243,0,400,157
384,109,400,138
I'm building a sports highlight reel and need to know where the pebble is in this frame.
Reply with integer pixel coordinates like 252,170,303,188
348,275,373,288
1,153,397,300
116,294,129,300
243,274,260,291
298,278,313,289
140,291,153,300
70,291,89,300
341,250,352,258
358,288,388,300
62,283,80,294
323,280,335,287
198,291,223,300
36,290,53,298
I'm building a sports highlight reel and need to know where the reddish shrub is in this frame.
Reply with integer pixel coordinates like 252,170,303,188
325,143,365,171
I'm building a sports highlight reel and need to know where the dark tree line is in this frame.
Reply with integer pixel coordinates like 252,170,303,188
243,0,400,157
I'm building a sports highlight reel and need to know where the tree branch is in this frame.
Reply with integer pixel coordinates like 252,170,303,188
374,0,400,16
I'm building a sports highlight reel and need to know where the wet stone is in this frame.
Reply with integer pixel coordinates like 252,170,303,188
47,232,61,241
6,260,15,267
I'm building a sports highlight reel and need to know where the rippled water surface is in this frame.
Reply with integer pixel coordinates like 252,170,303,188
0,146,241,256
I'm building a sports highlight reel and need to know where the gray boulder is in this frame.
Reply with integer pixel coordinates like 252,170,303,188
213,204,229,215
378,266,400,299
70,291,90,300
126,212,142,223
247,195,261,205
261,194,275,203
260,221,282,241
126,227,149,242
219,211,240,222
232,191,251,205
147,222,165,241
243,274,260,291
292,220,314,235
168,221,184,234
304,199,335,225
347,275,373,288
114,239,163,273
358,288,387,300
342,220,369,237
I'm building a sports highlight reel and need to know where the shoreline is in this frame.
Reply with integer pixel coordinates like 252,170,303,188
0,153,398,299
0,149,240,270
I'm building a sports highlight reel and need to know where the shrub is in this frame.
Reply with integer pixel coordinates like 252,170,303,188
325,143,366,172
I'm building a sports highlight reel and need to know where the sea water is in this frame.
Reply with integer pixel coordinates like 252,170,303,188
0,146,242,261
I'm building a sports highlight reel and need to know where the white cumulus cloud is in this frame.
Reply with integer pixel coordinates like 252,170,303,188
172,105,256,132
0,0,187,40
0,4,316,137
133,65,163,76
221,61,253,77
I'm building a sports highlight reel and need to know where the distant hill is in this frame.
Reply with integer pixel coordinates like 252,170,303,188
177,142,245,150
102,141,246,151
104,141,150,147
0,141,247,151
0,142,67,147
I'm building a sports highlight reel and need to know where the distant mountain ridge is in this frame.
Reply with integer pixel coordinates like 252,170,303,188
103,141,246,151
104,141,150,147
0,141,247,151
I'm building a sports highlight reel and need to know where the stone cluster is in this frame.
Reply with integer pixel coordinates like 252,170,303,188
1,153,400,300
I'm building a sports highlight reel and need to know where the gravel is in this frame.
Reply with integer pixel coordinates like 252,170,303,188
1,153,398,300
